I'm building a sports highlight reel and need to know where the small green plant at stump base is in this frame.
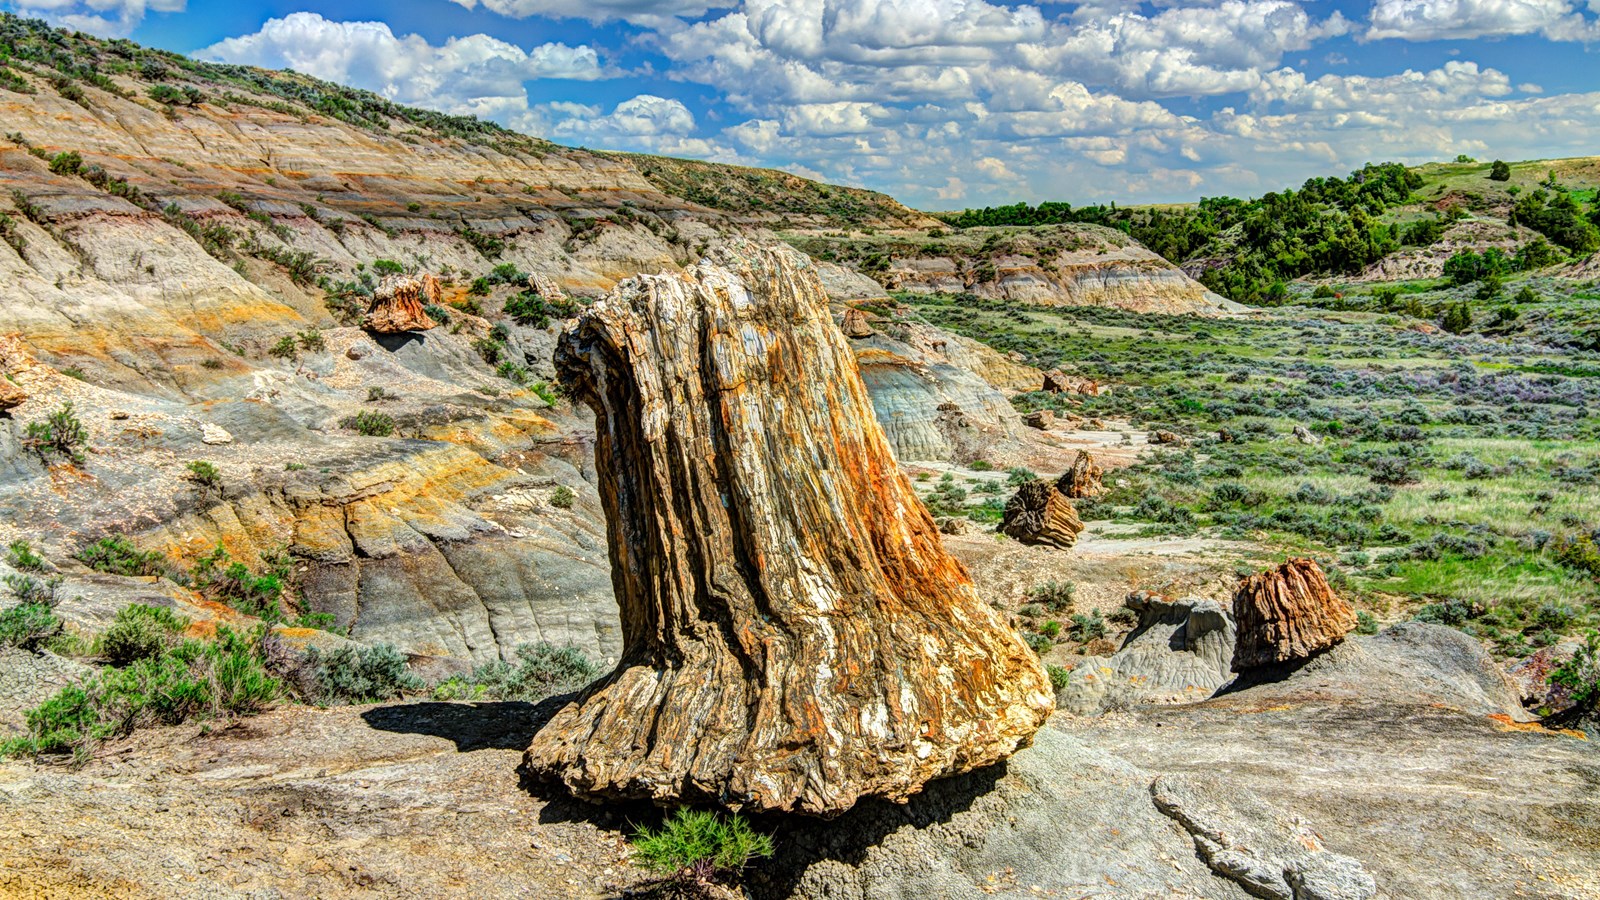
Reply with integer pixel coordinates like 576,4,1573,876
631,808,774,895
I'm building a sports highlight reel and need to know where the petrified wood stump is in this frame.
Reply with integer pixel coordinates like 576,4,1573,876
1231,558,1357,670
840,306,875,338
1057,450,1104,499
999,478,1085,549
364,274,440,333
523,241,1053,816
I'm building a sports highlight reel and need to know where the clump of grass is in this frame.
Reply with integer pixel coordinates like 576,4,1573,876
549,485,576,510
1028,580,1075,614
631,808,774,894
75,535,164,577
1069,610,1107,642
190,545,291,622
432,642,599,702
184,460,222,496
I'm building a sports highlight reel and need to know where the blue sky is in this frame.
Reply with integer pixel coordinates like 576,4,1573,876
6,0,1599,209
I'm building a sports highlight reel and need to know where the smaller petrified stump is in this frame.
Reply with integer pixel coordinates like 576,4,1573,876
527,273,566,300
364,274,441,334
841,306,875,338
1022,409,1055,430
1151,430,1185,446
1057,450,1104,499
1000,478,1084,549
1231,558,1357,670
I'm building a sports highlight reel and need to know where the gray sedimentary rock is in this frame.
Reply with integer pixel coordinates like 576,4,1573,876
523,241,1053,815
1057,592,1237,715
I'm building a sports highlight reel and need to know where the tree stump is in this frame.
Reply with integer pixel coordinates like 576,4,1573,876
840,306,875,338
999,479,1084,549
364,274,440,333
523,241,1052,816
1056,450,1104,499
1231,558,1357,670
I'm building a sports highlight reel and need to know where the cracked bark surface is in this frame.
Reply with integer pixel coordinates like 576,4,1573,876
1232,558,1357,670
522,241,1053,816
364,274,441,334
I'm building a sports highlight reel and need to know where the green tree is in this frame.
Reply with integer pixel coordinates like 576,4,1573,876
1441,302,1473,334
1488,160,1511,182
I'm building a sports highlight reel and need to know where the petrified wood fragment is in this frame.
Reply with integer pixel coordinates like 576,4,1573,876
523,241,1053,816
0,375,23,411
1022,409,1054,430
1057,450,1104,499
364,274,440,333
999,478,1085,549
1043,369,1099,395
1231,558,1357,670
841,306,875,338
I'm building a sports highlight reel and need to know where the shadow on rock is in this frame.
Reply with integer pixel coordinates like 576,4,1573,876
371,331,427,353
744,762,1007,899
361,697,569,752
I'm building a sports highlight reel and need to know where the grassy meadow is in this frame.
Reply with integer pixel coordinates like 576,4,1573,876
903,289,1600,655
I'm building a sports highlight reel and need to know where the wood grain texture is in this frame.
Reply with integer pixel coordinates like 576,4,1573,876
1231,557,1357,670
1000,479,1085,549
364,274,440,333
1057,450,1105,499
522,240,1053,816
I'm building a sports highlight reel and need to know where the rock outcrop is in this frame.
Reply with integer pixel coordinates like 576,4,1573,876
1058,592,1237,715
523,242,1053,815
1022,409,1054,429
1000,478,1085,549
364,275,441,334
1058,449,1105,498
0,375,22,411
1232,558,1357,670
1043,369,1100,395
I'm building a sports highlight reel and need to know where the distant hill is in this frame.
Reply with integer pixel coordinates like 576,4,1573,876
939,157,1600,304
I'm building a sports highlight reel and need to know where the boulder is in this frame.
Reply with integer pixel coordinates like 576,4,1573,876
1151,429,1185,446
1042,369,1099,395
1232,558,1357,670
523,241,1053,816
840,306,875,338
527,273,566,300
1056,449,1104,498
1022,409,1054,430
937,516,970,535
200,423,234,445
1292,424,1322,445
999,478,1084,549
364,274,441,334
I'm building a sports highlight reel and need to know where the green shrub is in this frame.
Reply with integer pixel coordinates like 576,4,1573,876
1028,580,1075,613
306,643,422,705
1552,533,1600,577
6,540,45,572
268,335,299,360
3,573,61,605
5,625,277,759
1356,610,1380,635
1046,664,1071,690
549,485,576,510
432,642,599,703
1550,630,1598,715
1006,466,1038,486
296,330,326,352
530,381,559,406
371,258,404,276
75,535,163,576
190,545,290,621
344,410,397,437
24,402,88,464
0,602,61,650
1489,160,1511,182
99,603,189,666
631,809,774,887
1022,632,1053,655
184,460,221,493
1069,610,1107,642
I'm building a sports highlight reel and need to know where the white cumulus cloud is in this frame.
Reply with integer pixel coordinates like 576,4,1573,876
197,12,604,121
